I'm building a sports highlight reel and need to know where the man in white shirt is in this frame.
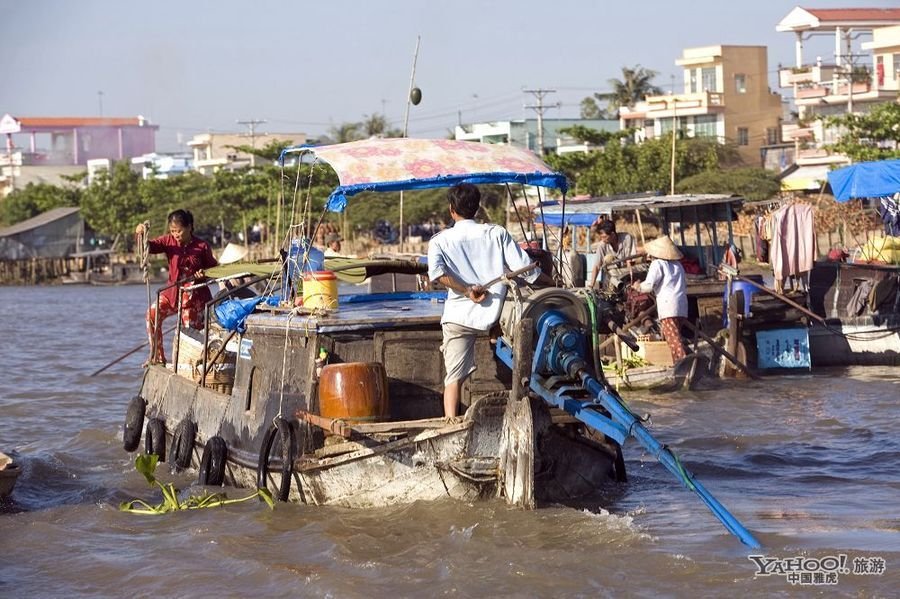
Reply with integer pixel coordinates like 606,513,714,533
323,233,344,257
428,184,549,419
588,219,637,288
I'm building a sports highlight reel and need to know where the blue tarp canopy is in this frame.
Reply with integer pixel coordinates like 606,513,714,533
534,212,599,227
278,138,567,212
827,159,900,202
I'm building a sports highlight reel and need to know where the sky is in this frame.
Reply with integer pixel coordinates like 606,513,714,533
1,0,895,151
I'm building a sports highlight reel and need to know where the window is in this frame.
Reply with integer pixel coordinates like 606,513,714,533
701,67,717,92
735,74,747,94
690,70,698,94
737,127,749,146
660,117,687,136
694,115,717,138
766,127,780,145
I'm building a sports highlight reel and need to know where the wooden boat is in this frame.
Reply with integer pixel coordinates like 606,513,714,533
604,354,711,391
121,139,760,546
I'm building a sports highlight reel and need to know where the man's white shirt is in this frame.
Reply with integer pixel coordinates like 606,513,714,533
428,220,539,330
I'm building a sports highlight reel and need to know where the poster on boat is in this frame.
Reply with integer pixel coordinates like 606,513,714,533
756,327,811,369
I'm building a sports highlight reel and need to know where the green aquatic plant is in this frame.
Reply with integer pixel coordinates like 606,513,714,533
119,454,274,514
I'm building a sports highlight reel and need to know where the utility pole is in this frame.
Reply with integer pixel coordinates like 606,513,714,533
837,51,866,115
523,88,560,156
98,91,104,117
237,119,267,167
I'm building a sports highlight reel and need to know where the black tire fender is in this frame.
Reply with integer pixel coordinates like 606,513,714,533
198,436,228,486
123,396,146,452
170,419,197,471
144,418,167,462
256,417,295,502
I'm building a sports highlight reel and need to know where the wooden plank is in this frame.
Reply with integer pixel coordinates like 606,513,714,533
297,421,471,472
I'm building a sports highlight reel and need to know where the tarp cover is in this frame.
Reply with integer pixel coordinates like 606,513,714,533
280,138,567,212
827,159,900,202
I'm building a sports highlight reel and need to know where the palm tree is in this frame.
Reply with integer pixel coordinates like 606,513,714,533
595,65,663,116
330,122,362,143
363,113,389,137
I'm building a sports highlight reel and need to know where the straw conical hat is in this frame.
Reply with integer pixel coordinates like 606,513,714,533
644,236,683,260
218,243,249,265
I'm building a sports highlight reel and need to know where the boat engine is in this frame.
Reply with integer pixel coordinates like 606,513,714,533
494,286,761,548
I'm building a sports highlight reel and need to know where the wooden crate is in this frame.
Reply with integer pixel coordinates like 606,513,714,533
623,338,674,367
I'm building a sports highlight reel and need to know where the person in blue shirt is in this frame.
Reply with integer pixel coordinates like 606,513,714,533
427,184,551,419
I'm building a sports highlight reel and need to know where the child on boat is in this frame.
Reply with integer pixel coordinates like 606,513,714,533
135,209,218,365
633,236,688,363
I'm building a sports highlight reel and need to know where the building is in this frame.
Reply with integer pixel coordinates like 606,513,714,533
775,7,900,190
454,119,619,156
187,131,308,174
0,207,81,260
0,113,157,196
130,152,193,179
619,45,784,166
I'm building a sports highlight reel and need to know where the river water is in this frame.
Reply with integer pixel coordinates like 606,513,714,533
1,285,897,597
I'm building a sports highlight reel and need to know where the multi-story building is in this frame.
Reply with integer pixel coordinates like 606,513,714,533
0,113,157,196
619,45,784,166
187,131,307,174
775,7,900,189
454,118,619,156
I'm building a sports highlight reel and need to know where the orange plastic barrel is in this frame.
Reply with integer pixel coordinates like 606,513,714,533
318,362,389,423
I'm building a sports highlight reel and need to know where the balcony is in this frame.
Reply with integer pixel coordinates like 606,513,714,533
641,92,725,119
778,64,838,88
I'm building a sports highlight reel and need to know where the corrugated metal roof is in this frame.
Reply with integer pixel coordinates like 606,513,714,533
539,193,743,215
0,207,81,237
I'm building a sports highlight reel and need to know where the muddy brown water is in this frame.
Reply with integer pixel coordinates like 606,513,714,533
1,285,898,597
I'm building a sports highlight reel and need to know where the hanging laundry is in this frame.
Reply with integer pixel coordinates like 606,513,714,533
879,195,900,236
770,203,817,292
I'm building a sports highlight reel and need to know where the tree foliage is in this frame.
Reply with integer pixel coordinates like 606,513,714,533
676,167,781,202
0,181,82,226
826,102,900,162
546,137,731,197
593,65,664,115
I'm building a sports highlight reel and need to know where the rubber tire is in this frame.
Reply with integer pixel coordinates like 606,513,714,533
144,418,167,462
256,417,294,502
123,396,146,452
170,419,197,471
198,436,228,486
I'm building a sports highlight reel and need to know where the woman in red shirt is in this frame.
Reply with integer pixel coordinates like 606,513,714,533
135,209,218,364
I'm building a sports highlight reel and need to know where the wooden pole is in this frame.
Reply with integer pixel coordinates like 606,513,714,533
734,275,826,325
399,35,422,252
511,318,534,402
682,319,759,380
634,209,646,245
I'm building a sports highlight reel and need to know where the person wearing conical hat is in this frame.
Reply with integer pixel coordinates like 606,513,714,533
633,236,688,362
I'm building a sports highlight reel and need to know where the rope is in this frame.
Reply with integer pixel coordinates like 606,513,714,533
276,311,296,422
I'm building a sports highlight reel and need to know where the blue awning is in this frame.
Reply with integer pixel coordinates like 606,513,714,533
827,159,900,202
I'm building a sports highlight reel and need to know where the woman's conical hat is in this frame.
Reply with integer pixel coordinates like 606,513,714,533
644,236,683,260
218,243,249,265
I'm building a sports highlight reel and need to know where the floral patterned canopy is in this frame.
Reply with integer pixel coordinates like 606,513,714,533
280,138,568,212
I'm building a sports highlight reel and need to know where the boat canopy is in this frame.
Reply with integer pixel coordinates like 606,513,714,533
535,193,743,227
279,138,568,212
827,159,900,202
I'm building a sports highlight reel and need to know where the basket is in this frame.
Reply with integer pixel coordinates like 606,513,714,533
176,331,236,394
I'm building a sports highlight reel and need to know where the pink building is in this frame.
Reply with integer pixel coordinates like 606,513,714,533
0,114,158,166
